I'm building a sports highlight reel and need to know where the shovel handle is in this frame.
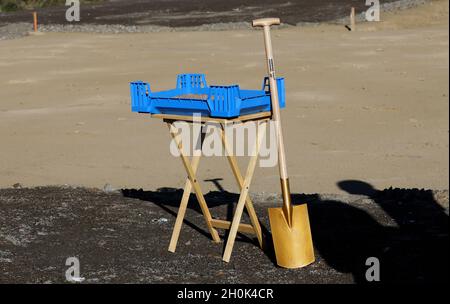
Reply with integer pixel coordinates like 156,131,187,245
253,18,293,224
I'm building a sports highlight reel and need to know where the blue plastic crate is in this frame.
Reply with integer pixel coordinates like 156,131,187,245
130,74,285,118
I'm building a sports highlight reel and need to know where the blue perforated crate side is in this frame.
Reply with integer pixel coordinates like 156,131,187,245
277,78,286,108
207,85,242,118
176,74,207,93
130,81,151,113
262,77,286,108
148,97,211,116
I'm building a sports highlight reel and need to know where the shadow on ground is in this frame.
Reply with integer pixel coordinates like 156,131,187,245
123,179,449,284
0,180,447,283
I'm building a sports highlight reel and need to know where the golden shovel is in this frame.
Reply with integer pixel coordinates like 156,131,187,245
252,18,315,268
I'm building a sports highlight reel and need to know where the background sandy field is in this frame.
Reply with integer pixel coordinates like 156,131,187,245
0,1,448,194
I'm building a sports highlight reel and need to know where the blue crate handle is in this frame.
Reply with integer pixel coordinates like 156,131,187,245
176,74,207,92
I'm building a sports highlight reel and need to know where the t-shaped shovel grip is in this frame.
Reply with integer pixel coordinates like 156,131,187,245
252,18,280,27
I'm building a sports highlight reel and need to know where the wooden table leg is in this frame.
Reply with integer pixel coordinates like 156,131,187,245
168,153,201,252
169,124,204,252
219,122,264,248
168,123,221,243
222,121,266,262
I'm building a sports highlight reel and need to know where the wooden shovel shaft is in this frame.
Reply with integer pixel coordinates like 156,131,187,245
258,22,293,225
261,27,288,179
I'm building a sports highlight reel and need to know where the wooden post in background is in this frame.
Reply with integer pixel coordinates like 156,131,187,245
350,7,356,31
33,11,38,32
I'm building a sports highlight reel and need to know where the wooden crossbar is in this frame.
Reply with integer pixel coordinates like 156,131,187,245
210,219,255,235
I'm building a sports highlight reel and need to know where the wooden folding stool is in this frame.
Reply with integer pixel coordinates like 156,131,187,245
152,112,270,262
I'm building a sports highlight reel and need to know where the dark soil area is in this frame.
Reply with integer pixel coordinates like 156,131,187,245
0,0,403,27
0,182,448,284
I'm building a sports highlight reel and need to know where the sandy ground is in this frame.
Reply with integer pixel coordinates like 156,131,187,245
0,1,448,195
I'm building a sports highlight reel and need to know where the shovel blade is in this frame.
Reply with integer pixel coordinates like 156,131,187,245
269,204,315,268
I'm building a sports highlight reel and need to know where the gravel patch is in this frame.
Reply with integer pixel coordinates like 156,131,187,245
0,185,447,283
334,0,429,23
0,22,31,40
0,0,433,41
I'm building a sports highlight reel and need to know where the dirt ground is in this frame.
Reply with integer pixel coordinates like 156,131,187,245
0,186,448,283
0,1,448,194
0,0,403,26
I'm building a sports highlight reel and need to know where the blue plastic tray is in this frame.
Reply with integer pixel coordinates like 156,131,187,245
130,74,285,118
